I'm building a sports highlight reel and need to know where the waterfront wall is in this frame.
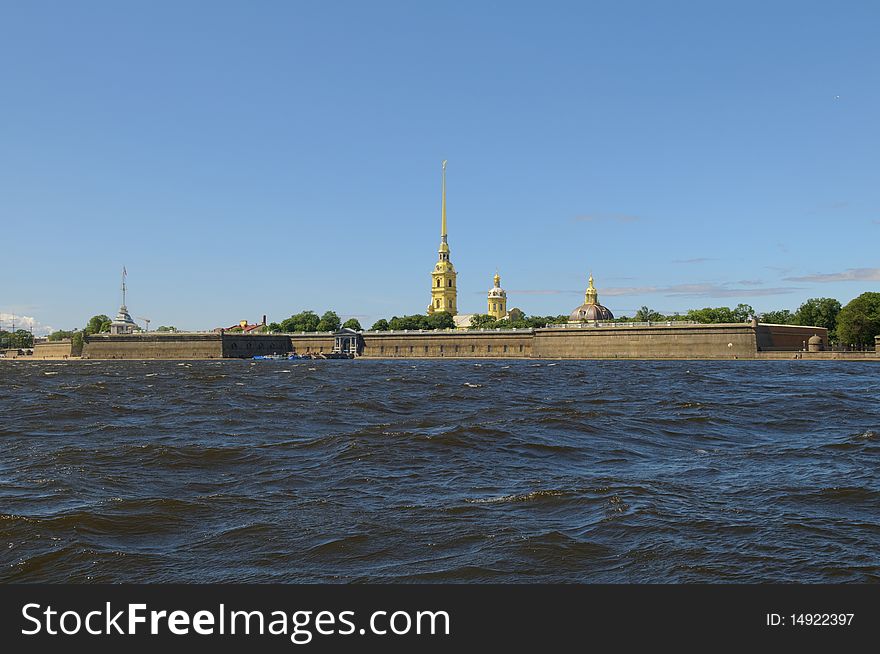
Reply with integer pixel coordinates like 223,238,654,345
532,323,757,358
83,333,224,359
32,340,74,359
755,324,828,351
75,322,835,360
288,334,336,355
223,334,299,357
360,330,533,358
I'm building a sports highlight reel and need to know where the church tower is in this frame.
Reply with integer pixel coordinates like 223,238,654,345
487,272,507,319
427,160,457,316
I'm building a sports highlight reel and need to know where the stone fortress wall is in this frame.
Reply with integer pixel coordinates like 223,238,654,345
357,329,533,358
32,340,75,359
532,323,759,359
78,322,832,360
83,333,224,359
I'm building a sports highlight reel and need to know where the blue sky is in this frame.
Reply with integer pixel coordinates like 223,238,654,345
2,0,878,334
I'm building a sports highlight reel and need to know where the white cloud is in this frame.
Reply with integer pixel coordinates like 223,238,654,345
0,312,55,336
785,268,880,283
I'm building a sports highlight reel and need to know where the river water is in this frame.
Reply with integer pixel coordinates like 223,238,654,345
1,359,878,582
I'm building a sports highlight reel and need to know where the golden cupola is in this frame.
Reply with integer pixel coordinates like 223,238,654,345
428,160,458,316
569,273,614,322
487,272,507,319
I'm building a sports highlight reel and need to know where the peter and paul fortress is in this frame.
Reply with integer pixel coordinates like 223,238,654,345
427,160,458,316
65,159,838,361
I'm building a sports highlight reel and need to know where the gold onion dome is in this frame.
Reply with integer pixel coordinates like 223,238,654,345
569,273,614,321
488,272,506,298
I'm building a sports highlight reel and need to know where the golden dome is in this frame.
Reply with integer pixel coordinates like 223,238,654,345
569,273,614,321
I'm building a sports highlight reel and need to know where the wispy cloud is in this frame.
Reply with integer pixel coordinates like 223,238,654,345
785,268,880,283
601,286,658,297
602,283,802,298
573,213,640,224
672,257,715,264
506,281,804,300
505,289,580,296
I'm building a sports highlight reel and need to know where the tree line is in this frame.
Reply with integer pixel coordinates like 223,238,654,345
362,293,880,346
266,311,361,333
624,294,880,347
0,329,35,349
43,293,877,349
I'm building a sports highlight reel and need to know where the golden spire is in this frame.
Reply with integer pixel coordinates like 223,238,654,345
584,271,598,305
494,270,500,287
440,160,447,243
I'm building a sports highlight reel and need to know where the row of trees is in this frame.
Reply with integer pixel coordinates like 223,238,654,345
266,311,361,333
370,312,456,331
360,293,879,346
0,329,35,349
756,293,879,347
627,303,755,324
366,309,572,331
625,294,880,347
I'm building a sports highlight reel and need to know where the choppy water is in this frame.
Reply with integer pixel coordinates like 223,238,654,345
1,359,878,583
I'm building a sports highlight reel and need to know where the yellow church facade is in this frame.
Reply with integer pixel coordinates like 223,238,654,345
487,272,507,319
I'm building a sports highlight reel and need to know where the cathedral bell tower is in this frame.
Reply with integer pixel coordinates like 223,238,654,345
427,160,457,316
487,271,507,319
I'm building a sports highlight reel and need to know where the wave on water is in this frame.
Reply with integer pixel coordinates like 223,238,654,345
2,359,879,583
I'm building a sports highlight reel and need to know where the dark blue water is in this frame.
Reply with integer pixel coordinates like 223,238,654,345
1,359,878,582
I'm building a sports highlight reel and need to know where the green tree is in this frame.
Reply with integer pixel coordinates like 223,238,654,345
156,325,177,332
316,311,341,332
732,304,755,322
793,297,841,336
470,314,498,329
425,311,455,330
48,330,75,341
635,306,663,322
2,329,34,348
388,315,420,330
85,314,112,335
835,292,880,347
71,331,85,355
686,306,737,323
759,309,794,324
388,314,447,330
342,318,362,331
266,322,282,332
524,315,558,328
280,310,320,333
370,319,390,331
